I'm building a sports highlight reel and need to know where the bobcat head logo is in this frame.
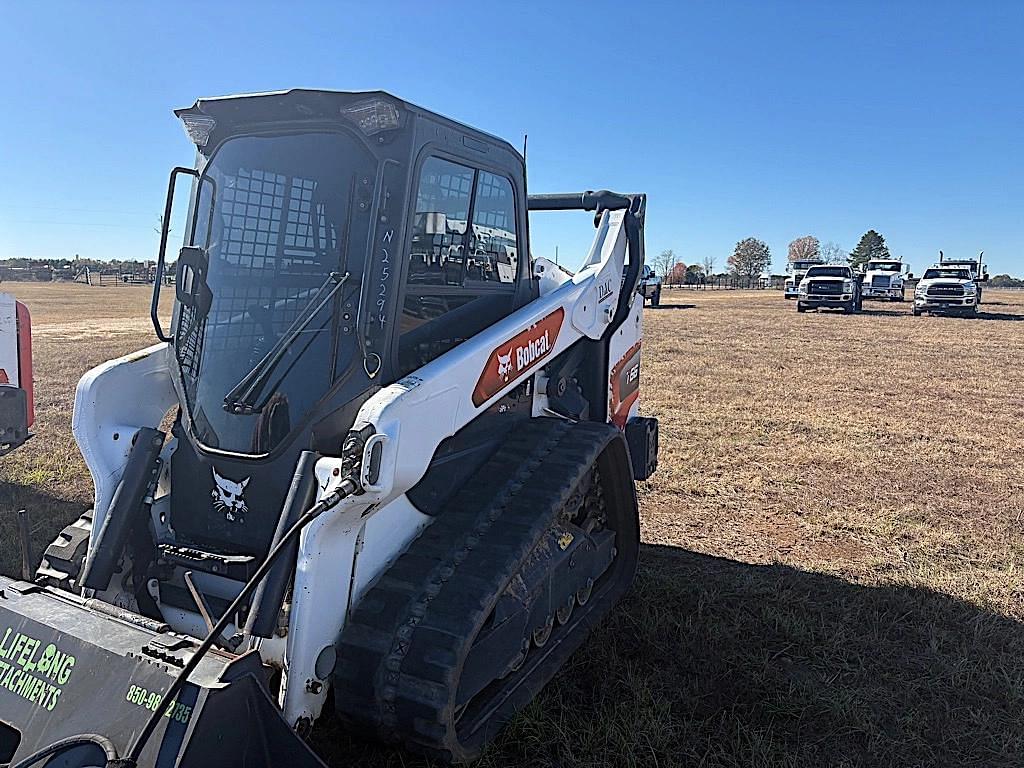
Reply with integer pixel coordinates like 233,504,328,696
496,347,513,380
211,468,250,523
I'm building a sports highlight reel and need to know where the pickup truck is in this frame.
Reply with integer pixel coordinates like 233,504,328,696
913,266,978,316
639,264,662,306
784,258,823,299
936,252,989,304
797,264,863,314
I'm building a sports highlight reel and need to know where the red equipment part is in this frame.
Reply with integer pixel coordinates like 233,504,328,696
17,300,33,426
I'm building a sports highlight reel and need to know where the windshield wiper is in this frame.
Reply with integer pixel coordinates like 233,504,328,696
224,271,349,415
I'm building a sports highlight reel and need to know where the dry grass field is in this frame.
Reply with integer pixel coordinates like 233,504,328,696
1,282,1023,767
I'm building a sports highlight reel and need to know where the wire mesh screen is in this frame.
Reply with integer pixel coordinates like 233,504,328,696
176,167,337,377
166,131,380,454
176,304,205,390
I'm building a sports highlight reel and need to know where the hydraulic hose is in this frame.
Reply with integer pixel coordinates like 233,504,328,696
6,733,118,768
120,474,360,766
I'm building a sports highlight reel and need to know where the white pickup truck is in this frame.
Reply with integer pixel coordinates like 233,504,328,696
913,266,979,316
784,258,823,299
861,259,908,301
936,252,989,304
639,264,662,306
797,264,863,313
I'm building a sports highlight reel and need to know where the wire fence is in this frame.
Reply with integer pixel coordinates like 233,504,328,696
664,275,788,290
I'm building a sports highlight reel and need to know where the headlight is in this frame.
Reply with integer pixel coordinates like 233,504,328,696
843,280,853,291
179,113,217,147
963,282,976,294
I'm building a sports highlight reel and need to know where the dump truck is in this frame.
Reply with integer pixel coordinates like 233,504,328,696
0,292,33,455
0,90,659,768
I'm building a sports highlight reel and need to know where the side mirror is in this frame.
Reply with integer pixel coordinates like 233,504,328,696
175,246,213,317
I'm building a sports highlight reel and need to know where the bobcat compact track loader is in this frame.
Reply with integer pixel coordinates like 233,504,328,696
0,90,658,767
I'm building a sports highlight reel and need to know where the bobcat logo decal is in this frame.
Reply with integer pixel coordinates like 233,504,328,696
472,308,565,408
211,468,250,523
496,348,513,381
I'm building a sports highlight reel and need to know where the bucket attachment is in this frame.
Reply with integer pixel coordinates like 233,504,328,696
0,577,325,768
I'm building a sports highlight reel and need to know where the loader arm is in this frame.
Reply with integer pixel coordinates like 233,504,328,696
282,205,639,726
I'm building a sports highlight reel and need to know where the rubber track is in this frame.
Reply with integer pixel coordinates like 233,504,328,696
333,418,637,762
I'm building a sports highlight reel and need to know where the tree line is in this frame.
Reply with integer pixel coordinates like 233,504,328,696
0,256,156,273
654,229,927,282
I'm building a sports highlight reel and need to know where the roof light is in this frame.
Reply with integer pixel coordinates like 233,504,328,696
180,114,216,147
341,99,400,136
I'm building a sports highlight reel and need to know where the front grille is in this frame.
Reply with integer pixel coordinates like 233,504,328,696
927,284,964,297
871,275,890,288
808,280,843,295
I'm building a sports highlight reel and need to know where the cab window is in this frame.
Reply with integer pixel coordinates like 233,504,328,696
399,156,520,375
466,171,518,287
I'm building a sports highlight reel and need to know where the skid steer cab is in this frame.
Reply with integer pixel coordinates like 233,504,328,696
0,292,33,455
3,89,658,768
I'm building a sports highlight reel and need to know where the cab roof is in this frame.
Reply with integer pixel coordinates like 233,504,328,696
174,88,522,160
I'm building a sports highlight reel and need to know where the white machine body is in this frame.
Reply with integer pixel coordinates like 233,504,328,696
72,208,645,727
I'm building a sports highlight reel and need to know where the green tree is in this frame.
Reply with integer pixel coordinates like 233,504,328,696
990,274,1024,288
848,230,891,268
728,237,771,279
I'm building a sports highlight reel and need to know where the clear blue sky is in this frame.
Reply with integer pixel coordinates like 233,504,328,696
1,1,1020,276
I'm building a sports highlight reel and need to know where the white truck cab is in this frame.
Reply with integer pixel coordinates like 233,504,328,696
861,259,907,301
784,258,823,299
913,266,979,316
